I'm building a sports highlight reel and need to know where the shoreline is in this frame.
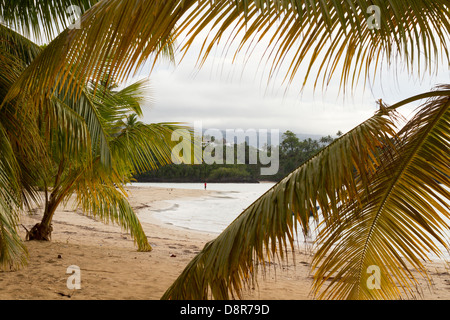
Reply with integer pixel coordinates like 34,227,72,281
0,185,449,300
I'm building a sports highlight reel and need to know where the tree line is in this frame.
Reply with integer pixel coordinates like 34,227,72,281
134,130,342,183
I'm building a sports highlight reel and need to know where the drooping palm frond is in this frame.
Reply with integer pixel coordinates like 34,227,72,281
0,23,47,219
0,0,97,42
0,24,41,99
50,83,111,167
53,157,152,251
92,79,151,120
0,23,41,113
0,24,96,192
176,0,450,91
162,88,450,300
54,121,193,253
35,65,149,173
0,204,28,270
0,121,27,270
82,78,194,174
0,107,39,269
2,0,448,110
1,0,181,108
0,23,92,167
111,120,194,175
0,3,186,264
312,87,450,300
161,108,399,300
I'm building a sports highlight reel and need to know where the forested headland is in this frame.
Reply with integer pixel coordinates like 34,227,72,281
134,130,341,183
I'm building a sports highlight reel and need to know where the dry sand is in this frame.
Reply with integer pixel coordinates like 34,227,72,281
0,185,449,300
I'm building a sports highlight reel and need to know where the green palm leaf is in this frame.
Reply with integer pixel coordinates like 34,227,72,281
3,0,448,107
176,0,449,91
162,107,399,299
312,88,450,300
162,88,450,300
33,78,193,252
0,0,97,42
0,2,186,266
0,24,48,269
0,121,28,270
111,120,193,175
0,204,28,270
63,160,152,252
1,0,179,107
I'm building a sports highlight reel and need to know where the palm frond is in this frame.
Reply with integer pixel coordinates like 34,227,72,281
0,23,41,107
0,24,46,209
0,205,28,270
53,85,111,167
0,122,28,270
167,0,450,92
312,88,450,300
97,79,151,118
162,108,398,299
60,160,152,251
110,121,194,175
0,24,41,98
162,88,450,300
0,0,97,43
1,0,181,107
4,0,448,108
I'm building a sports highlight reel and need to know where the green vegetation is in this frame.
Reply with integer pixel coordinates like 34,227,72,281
134,131,338,183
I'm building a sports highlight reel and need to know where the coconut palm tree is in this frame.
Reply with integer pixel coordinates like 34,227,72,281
1,0,449,299
24,76,187,253
0,4,186,268
0,24,55,269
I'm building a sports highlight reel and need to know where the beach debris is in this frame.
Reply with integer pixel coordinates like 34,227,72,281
57,291,75,298
170,254,176,257
57,254,62,259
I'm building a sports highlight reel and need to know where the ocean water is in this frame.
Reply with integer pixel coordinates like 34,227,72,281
132,182,276,234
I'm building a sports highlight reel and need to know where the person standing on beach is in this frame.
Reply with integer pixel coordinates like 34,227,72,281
204,182,207,190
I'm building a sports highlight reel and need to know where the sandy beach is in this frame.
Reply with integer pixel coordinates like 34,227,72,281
0,185,449,300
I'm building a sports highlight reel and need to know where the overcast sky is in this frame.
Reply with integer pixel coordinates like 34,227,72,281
128,25,449,137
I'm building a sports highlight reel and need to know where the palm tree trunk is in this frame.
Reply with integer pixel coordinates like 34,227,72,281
26,196,58,241
27,157,65,241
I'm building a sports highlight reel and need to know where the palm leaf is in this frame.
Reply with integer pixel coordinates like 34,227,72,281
170,0,450,91
70,164,152,252
0,23,47,210
1,0,181,107
0,121,28,270
0,23,93,169
162,107,398,299
312,88,450,300
0,204,28,270
0,0,97,42
0,4,183,264
0,24,41,100
110,121,194,175
162,88,450,300
3,0,449,108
